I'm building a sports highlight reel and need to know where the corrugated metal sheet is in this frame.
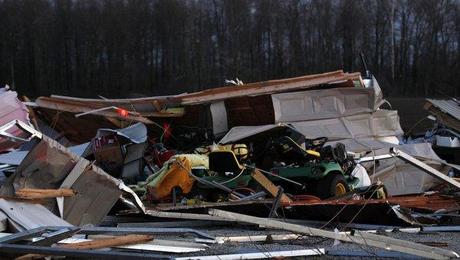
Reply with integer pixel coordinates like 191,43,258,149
427,99,460,121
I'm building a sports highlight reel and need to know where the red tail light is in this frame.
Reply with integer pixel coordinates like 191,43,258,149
117,108,129,117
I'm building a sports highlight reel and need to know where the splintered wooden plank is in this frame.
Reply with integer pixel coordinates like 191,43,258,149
60,234,154,250
15,188,75,199
181,70,355,105
251,170,292,204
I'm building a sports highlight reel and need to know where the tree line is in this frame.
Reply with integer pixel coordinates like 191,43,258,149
0,0,458,98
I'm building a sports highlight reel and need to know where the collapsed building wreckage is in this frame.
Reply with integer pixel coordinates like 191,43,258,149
0,71,459,258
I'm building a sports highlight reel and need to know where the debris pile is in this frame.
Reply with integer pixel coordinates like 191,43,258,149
0,71,459,259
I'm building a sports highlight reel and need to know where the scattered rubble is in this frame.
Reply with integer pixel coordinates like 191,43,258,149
0,71,459,259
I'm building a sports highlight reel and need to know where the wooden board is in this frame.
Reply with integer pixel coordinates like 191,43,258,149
251,170,292,204
60,234,153,250
15,188,75,199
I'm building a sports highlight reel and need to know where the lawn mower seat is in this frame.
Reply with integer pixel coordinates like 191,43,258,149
208,150,244,176
305,137,328,150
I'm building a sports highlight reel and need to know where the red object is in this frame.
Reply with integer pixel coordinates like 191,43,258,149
162,122,171,140
156,150,176,167
117,108,129,117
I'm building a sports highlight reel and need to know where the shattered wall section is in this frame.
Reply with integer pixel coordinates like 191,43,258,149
62,162,122,225
0,137,78,197
272,87,376,123
290,109,403,141
0,133,127,226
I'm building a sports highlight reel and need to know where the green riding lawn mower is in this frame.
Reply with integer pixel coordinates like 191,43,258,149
196,125,361,200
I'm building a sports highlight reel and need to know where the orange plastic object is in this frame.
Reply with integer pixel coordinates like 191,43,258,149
146,156,194,201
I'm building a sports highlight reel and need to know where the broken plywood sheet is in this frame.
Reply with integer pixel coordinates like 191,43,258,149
62,163,122,225
0,137,78,197
272,87,376,123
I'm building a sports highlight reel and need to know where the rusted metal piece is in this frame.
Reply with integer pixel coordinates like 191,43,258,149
290,193,460,212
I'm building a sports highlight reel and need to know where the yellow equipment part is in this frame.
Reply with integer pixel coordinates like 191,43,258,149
147,156,194,200
195,144,249,160
306,149,321,157
182,154,209,168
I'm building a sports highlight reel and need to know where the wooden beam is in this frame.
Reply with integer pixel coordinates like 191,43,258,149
251,170,292,204
181,71,354,105
15,188,75,199
34,98,153,124
60,234,153,250
209,209,458,259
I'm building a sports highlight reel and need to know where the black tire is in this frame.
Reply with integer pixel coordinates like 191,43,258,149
316,173,350,199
